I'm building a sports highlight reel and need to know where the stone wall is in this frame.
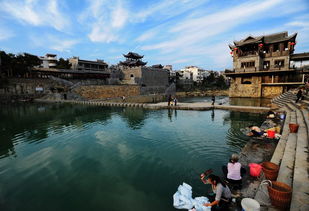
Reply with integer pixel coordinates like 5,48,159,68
229,76,262,98
0,78,62,95
122,67,142,84
261,86,283,98
140,67,169,94
75,85,140,100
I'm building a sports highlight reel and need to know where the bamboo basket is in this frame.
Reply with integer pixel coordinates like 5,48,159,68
261,162,279,181
267,181,292,209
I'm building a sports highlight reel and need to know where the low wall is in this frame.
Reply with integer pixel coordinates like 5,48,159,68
75,85,140,100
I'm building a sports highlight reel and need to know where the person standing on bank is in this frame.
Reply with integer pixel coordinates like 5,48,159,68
295,88,303,103
202,174,232,211
174,97,177,106
168,95,172,106
211,95,215,106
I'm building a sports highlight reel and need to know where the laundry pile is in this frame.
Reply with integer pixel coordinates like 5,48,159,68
173,182,211,211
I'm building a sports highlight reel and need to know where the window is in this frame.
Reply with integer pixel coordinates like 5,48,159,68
241,61,255,68
263,61,270,70
241,77,252,84
275,60,284,67
130,74,134,77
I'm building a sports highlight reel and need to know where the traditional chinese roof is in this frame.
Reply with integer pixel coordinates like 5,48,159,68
230,31,297,49
119,60,147,67
123,52,144,59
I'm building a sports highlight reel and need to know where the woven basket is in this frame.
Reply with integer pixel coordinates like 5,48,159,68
267,181,292,209
261,162,279,181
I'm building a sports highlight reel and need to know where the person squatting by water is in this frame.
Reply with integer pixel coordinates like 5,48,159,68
295,88,304,103
247,125,264,137
201,174,232,211
222,154,246,190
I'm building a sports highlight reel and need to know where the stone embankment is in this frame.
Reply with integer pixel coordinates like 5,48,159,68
241,91,309,210
270,92,309,210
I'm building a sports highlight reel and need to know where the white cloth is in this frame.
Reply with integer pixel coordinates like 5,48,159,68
173,183,211,211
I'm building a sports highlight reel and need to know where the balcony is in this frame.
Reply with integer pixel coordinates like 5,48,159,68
238,51,258,57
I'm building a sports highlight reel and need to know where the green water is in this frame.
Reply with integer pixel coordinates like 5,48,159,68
0,104,265,211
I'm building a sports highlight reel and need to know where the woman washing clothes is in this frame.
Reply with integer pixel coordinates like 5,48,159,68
247,125,264,137
201,174,232,211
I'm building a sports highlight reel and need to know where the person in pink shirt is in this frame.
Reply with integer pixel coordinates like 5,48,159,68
222,154,246,190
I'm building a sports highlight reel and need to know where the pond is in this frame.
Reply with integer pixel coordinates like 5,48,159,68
0,103,265,211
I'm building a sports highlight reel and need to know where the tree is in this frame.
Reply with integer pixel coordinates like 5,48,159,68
216,75,228,89
204,71,216,85
0,51,40,77
56,58,71,69
0,51,15,77
13,53,41,76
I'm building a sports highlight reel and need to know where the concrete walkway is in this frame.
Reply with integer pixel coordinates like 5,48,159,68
35,99,271,113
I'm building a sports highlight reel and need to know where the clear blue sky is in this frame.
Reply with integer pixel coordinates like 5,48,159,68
0,0,308,70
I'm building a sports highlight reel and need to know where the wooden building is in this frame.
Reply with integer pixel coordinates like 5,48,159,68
225,31,305,98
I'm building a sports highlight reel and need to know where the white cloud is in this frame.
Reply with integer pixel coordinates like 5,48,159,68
30,34,79,52
133,0,209,23
82,0,209,43
0,27,14,41
142,0,284,51
137,0,309,69
81,0,129,43
1,0,70,32
135,29,158,42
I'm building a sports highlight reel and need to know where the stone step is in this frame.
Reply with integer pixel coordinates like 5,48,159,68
271,109,291,165
290,109,309,210
276,110,297,187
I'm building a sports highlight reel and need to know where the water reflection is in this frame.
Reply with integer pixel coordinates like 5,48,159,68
229,97,271,107
211,109,215,121
120,107,148,129
0,104,265,211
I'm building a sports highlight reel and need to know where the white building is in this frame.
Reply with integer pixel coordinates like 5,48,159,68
179,66,210,83
39,54,57,68
163,65,173,71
